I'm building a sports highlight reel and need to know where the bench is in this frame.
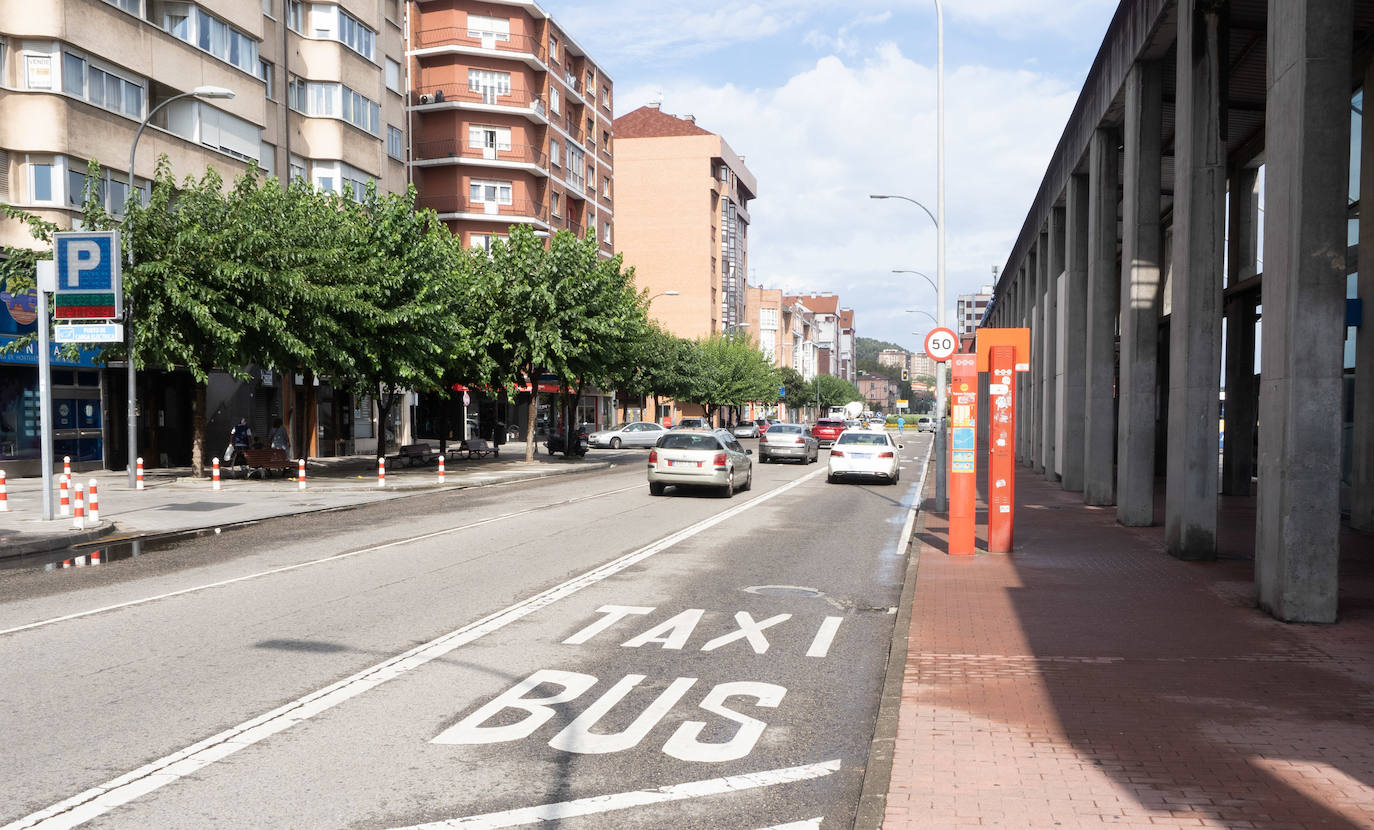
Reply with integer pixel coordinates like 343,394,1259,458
453,438,499,459
241,448,293,479
391,443,440,468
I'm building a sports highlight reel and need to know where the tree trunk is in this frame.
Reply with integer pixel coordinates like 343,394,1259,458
304,370,318,459
523,366,538,462
653,391,661,425
191,380,207,478
438,393,449,456
375,387,399,459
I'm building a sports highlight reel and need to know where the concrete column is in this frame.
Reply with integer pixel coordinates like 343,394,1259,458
1085,127,1119,506
1222,166,1260,497
1256,0,1351,623
1116,61,1164,527
1061,173,1089,492
1028,246,1043,470
1353,57,1374,531
1042,222,1060,481
1165,0,1226,559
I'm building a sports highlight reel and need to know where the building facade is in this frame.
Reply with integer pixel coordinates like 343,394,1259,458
1,0,408,473
955,285,993,338
613,105,755,341
406,0,614,255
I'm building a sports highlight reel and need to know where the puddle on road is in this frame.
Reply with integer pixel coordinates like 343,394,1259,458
3,526,235,575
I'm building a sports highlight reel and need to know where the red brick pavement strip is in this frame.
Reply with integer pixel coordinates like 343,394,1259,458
883,468,1374,830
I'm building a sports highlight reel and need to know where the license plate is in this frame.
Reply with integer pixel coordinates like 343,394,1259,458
853,452,872,459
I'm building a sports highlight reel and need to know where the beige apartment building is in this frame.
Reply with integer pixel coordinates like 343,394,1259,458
406,0,614,254
1,0,407,472
614,105,755,340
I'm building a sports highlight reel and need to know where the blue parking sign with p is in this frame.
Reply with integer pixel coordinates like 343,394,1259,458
56,232,120,291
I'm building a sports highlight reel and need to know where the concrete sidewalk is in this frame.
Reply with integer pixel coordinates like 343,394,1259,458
0,443,608,558
883,469,1374,829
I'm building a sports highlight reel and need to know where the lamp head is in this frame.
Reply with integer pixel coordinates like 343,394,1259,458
869,194,890,199
192,86,236,99
663,290,680,296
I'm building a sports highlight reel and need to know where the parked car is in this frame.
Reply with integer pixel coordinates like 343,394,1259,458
758,423,819,464
588,421,667,449
916,416,936,433
755,418,777,434
866,417,887,430
671,417,710,430
812,418,846,447
827,430,903,485
732,421,761,439
648,429,753,497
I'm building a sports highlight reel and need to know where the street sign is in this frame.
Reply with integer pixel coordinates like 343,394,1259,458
896,399,908,409
778,385,786,398
54,231,121,320
924,327,958,362
54,323,124,343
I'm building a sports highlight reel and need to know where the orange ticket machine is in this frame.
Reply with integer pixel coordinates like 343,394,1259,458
976,329,1030,554
948,353,978,556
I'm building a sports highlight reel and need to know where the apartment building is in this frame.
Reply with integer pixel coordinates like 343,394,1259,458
836,307,855,383
0,0,407,472
745,285,783,366
781,295,819,381
956,285,994,337
614,104,755,340
793,293,844,378
407,0,614,254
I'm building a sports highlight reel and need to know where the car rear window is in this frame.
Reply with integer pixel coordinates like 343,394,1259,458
817,420,843,428
659,434,721,450
770,425,802,434
836,433,890,446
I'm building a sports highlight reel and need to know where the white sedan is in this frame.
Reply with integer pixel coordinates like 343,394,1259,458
827,430,902,485
588,421,667,448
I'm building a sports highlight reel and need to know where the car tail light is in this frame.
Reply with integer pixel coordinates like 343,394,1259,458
792,436,804,445
648,449,658,464
879,451,894,458
830,449,844,457
713,452,727,469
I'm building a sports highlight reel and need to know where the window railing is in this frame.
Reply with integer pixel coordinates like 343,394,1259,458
412,139,548,168
412,83,545,116
412,29,546,63
416,194,548,221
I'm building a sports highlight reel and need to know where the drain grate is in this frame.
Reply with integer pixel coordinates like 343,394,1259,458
744,585,823,598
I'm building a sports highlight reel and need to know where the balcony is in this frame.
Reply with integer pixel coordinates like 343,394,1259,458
416,195,549,225
410,30,547,69
411,84,547,124
412,139,549,175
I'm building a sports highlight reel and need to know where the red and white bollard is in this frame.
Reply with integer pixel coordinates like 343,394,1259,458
437,455,445,484
63,455,71,479
212,457,221,491
72,483,86,530
91,550,102,566
298,458,306,490
0,470,8,512
87,479,100,522
135,457,145,491
378,457,386,488
59,475,70,517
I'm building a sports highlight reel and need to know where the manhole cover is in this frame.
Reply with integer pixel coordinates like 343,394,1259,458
744,585,823,598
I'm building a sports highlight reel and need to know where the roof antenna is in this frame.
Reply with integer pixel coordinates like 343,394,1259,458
649,90,663,109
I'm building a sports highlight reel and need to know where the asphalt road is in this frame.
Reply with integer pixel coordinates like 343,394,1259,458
0,433,931,830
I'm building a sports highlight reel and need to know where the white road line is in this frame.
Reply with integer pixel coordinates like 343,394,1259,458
0,484,642,637
896,440,935,557
390,760,841,829
757,820,824,830
4,469,827,830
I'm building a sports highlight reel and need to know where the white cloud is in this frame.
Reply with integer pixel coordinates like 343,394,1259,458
616,44,1080,350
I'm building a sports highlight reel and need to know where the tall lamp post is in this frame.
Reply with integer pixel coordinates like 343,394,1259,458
892,269,938,296
124,85,235,486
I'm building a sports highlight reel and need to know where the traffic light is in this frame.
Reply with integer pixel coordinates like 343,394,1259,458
901,369,909,382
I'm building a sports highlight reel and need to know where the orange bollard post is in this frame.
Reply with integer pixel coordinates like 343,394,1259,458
72,483,86,530
378,457,386,488
135,457,145,491
987,345,1017,553
212,457,221,491
438,455,445,484
298,457,306,491
0,469,8,512
59,475,70,517
948,353,979,556
87,479,99,522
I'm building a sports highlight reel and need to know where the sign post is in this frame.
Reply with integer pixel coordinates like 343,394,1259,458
36,261,56,521
948,353,978,555
987,345,1016,552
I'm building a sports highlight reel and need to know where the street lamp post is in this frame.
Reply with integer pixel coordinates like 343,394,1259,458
870,0,946,511
892,269,938,296
124,85,235,486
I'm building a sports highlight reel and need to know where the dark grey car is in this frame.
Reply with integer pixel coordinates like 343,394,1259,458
757,423,819,464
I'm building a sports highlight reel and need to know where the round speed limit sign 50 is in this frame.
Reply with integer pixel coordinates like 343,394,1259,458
924,327,958,362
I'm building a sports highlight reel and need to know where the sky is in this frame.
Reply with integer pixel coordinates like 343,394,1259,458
538,0,1122,354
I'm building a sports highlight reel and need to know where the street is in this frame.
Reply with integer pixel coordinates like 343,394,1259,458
0,434,931,830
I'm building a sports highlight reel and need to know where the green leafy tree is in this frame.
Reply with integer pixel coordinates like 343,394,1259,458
682,333,779,423
810,373,864,414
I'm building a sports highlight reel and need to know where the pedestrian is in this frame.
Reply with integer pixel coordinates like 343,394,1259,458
269,417,289,455
898,416,905,435
229,418,252,466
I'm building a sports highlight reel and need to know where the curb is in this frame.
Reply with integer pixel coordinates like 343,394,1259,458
854,438,935,830
0,461,611,561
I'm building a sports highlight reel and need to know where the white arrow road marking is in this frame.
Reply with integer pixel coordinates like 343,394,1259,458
389,760,841,829
757,820,824,830
4,469,827,830
0,483,643,637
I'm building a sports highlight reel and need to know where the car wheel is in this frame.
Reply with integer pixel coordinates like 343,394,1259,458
649,481,666,496
610,437,621,449
827,473,838,484
720,469,735,498
742,467,752,491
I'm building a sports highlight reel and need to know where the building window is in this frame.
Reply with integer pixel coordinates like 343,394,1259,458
469,179,513,206
299,3,375,60
549,139,560,166
25,53,53,89
262,0,273,16
466,14,510,41
31,163,54,202
551,192,560,217
548,35,558,63
467,69,511,102
602,222,611,244
468,125,512,152
286,0,303,32
102,0,139,13
166,99,262,162
602,86,610,109
566,146,584,192
64,162,144,215
385,0,399,24
259,59,274,98
387,125,403,160
760,308,778,329
385,58,401,94
550,87,560,114
163,4,260,76
602,178,610,199
61,51,144,119
310,160,372,201
287,76,379,134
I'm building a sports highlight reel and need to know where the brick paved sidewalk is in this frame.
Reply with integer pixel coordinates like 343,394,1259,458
884,469,1374,829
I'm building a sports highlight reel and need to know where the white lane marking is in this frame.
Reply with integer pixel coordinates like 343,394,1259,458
757,820,823,830
805,616,844,658
0,484,642,637
895,439,935,557
389,759,841,829
5,468,827,830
